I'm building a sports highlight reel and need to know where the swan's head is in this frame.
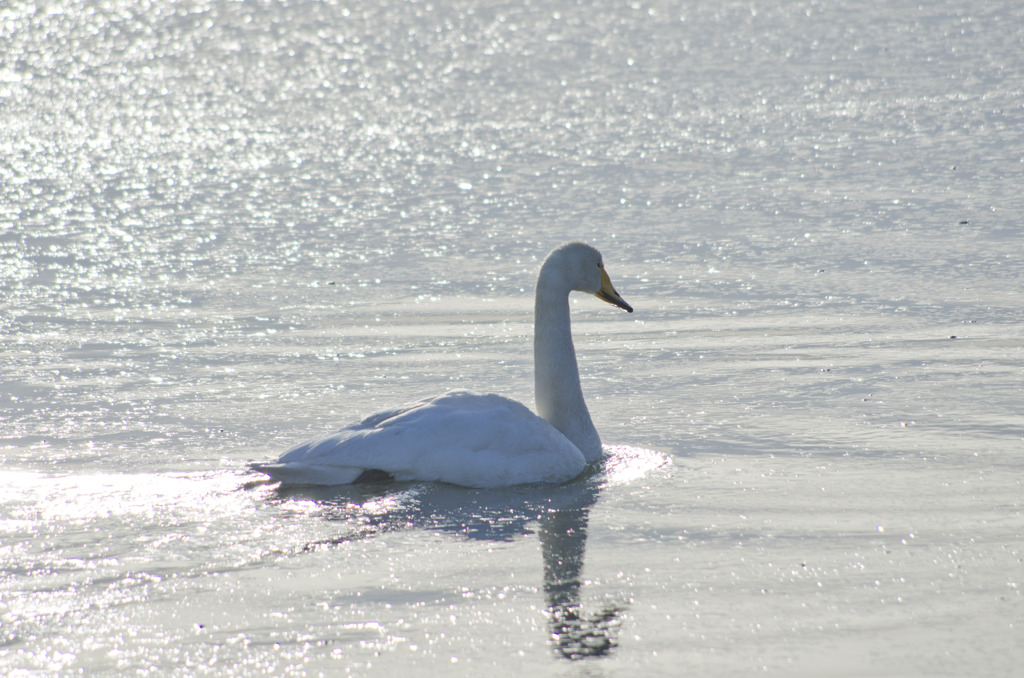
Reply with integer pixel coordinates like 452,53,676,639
542,242,633,313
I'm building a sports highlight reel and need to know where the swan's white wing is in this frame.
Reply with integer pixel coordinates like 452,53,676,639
255,391,588,488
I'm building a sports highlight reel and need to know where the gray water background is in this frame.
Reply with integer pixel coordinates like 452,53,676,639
2,0,1022,675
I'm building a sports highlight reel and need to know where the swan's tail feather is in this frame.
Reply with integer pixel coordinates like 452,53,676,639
250,461,370,486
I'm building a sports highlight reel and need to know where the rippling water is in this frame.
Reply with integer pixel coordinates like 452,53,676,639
2,0,1022,675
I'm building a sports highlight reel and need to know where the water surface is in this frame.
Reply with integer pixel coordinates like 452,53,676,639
2,0,1022,675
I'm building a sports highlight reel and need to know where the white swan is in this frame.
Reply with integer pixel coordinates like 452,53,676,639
253,242,633,488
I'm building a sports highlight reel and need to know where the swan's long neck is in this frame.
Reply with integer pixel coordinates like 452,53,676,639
534,269,602,462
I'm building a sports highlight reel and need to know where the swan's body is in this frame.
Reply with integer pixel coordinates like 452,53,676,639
253,242,632,488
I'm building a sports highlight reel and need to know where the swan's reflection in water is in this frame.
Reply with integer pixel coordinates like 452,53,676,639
539,487,623,659
266,446,665,661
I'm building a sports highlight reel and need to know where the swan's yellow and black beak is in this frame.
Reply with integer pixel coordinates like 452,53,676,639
596,267,633,313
